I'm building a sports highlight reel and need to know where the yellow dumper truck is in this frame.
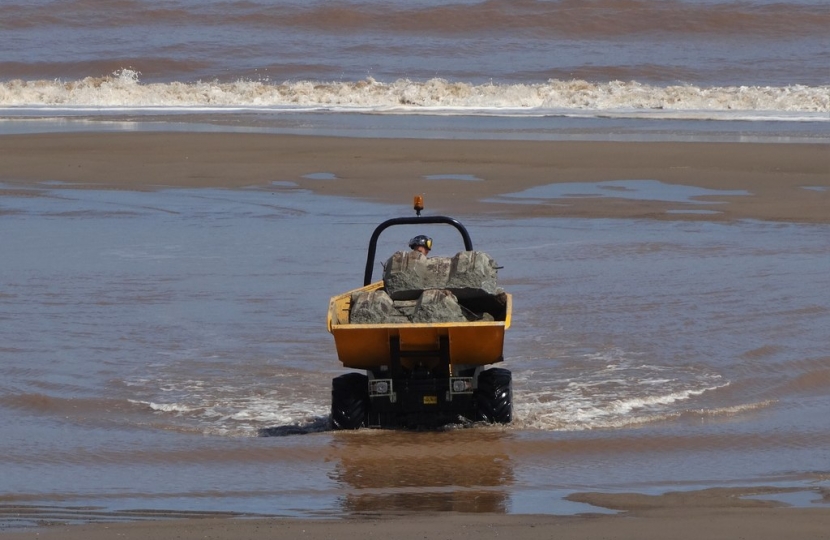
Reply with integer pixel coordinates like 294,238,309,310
327,198,512,429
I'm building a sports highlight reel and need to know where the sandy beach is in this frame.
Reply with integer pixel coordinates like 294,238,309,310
1,133,827,223
1,132,829,538
3,498,830,540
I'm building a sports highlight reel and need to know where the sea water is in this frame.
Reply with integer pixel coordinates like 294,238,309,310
1,183,828,523
1,0,828,140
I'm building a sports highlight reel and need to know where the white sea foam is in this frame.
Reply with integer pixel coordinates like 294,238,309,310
512,348,730,431
1,70,827,122
128,373,331,437
514,384,728,431
141,401,197,414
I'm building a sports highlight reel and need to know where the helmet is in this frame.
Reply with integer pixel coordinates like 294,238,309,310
408,234,433,251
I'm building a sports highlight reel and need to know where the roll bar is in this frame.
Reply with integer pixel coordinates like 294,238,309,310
363,216,474,286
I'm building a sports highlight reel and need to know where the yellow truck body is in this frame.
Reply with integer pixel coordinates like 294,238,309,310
327,281,512,371
325,206,513,429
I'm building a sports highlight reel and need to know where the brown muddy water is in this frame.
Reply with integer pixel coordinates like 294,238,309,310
1,181,829,527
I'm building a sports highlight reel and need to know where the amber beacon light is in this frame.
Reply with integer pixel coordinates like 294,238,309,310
413,195,424,216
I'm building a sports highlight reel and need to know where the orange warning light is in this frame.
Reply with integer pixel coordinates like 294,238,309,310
413,195,424,216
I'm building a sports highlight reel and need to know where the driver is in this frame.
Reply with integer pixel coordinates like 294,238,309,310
408,234,432,256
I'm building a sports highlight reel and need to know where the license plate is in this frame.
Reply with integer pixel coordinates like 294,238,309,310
423,395,438,405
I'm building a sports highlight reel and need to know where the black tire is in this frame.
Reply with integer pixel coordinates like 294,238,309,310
475,367,512,424
330,372,369,430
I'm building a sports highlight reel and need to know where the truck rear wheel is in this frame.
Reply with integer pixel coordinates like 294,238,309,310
330,372,369,430
475,367,512,424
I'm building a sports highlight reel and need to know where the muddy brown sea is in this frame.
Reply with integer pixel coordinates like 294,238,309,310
1,181,829,527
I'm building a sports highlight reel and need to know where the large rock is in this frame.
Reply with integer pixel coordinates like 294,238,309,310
349,289,410,324
368,250,505,324
383,250,451,300
447,251,502,299
410,289,467,323
383,249,502,301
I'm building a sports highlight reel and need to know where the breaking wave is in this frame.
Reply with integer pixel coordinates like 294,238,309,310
2,70,827,122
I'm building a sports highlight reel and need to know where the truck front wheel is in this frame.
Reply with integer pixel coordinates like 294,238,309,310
475,368,512,424
330,373,369,430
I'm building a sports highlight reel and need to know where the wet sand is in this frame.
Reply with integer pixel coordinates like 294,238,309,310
1,132,828,223
3,492,830,540
2,132,829,538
